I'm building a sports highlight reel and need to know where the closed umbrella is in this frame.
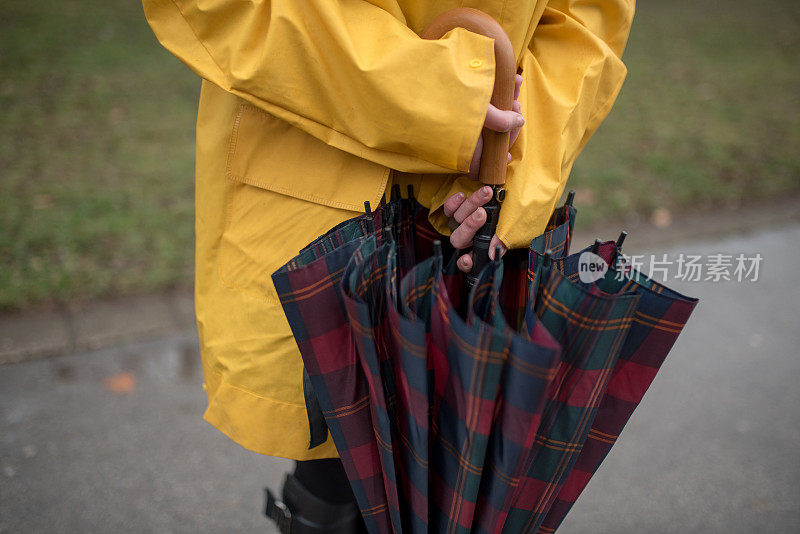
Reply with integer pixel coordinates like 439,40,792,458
271,9,698,534
274,195,698,533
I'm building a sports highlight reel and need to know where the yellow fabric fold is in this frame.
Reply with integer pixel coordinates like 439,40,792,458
143,0,496,172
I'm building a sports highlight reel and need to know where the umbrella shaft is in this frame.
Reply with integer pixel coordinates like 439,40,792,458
465,189,503,289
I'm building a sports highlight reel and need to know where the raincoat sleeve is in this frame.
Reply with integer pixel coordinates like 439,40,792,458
142,0,496,174
427,0,635,249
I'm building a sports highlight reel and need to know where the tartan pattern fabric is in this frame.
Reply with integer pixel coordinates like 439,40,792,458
536,257,699,533
502,203,577,333
502,250,640,533
272,192,697,534
342,237,405,533
390,253,440,532
470,260,562,534
529,204,577,258
272,233,394,534
426,261,510,534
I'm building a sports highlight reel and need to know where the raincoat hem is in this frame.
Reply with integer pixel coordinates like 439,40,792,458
203,367,341,460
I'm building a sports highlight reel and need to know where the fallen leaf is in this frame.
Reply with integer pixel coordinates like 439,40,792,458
650,208,672,229
104,372,135,394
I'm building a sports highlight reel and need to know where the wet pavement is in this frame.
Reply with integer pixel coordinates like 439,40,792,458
1,223,799,533
0,335,291,533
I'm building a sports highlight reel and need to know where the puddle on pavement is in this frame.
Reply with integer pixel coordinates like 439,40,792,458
54,364,75,382
179,342,199,381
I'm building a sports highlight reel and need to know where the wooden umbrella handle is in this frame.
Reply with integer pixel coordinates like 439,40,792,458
421,8,516,185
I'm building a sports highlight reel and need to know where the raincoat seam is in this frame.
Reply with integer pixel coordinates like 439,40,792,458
218,168,282,305
499,0,509,25
207,366,306,408
226,173,365,212
223,104,243,199
168,0,227,82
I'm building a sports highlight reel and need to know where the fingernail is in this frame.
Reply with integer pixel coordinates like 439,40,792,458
472,210,482,222
483,186,492,197
517,115,525,127
456,192,465,201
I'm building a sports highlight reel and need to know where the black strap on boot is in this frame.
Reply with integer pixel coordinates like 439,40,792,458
265,474,364,534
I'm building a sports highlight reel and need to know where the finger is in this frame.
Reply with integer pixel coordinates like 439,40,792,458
508,101,523,150
487,234,508,260
514,74,523,101
485,104,524,133
457,253,473,273
509,124,521,149
467,134,483,180
513,101,521,114
450,207,486,249
453,185,492,223
442,191,466,218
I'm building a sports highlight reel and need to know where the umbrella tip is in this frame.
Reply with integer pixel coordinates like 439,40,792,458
493,245,503,266
364,201,375,234
616,230,627,250
407,185,415,200
591,238,601,254
384,226,395,243
391,184,401,202
433,239,442,259
565,190,576,207
543,248,553,268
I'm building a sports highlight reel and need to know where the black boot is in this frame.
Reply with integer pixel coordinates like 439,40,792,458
265,473,366,534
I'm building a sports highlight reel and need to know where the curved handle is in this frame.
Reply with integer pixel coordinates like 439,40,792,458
421,8,516,185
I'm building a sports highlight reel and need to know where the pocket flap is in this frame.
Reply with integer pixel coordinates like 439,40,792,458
226,104,389,211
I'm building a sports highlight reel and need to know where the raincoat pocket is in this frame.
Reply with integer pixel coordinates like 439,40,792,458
225,103,389,211
220,104,390,303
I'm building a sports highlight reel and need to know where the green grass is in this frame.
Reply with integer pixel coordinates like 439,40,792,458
1,0,198,309
1,0,798,310
568,0,800,226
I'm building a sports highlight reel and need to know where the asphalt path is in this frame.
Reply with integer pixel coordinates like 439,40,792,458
1,224,798,533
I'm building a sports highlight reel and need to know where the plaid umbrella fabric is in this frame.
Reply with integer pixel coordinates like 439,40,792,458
341,235,405,533
501,244,641,533
536,251,699,533
469,255,562,534
272,190,698,533
502,199,577,336
390,245,440,532
272,215,394,534
421,247,564,534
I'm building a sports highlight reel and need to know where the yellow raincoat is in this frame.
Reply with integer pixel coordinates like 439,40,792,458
143,0,634,460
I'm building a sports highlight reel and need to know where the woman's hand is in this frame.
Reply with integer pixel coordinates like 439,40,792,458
448,74,523,273
443,186,508,273
466,74,524,180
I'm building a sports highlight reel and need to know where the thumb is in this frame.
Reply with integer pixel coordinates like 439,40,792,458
485,104,524,133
